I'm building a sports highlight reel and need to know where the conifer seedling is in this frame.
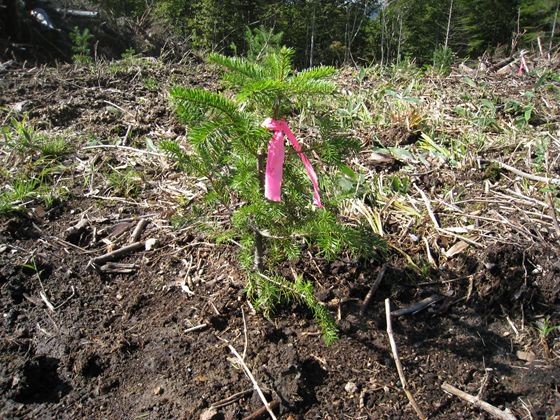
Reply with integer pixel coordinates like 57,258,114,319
163,38,384,344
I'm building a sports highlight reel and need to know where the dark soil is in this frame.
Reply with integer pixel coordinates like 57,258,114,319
1,59,559,419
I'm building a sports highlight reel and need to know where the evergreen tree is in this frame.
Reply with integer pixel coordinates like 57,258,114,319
520,0,559,48
387,0,450,63
457,0,520,56
162,43,384,343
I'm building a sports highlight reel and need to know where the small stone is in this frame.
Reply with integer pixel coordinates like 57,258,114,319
11,375,20,386
145,238,157,250
345,381,358,394
516,350,536,363
12,100,30,113
199,407,219,420
153,386,163,395
116,293,123,300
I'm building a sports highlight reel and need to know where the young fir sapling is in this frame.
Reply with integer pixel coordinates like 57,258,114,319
163,36,384,343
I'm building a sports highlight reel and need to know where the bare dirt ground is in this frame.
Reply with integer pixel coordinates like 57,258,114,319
0,56,559,419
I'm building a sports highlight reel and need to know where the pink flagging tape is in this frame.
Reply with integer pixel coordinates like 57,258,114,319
261,118,323,208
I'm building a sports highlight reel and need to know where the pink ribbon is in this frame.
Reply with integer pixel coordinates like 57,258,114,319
261,118,323,208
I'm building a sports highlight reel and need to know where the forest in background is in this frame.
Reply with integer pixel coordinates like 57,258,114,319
93,0,560,67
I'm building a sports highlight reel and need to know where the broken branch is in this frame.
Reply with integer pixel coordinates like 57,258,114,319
242,400,280,420
441,382,517,420
91,241,145,265
211,388,253,409
391,294,446,317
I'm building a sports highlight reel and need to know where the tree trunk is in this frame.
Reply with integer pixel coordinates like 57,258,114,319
380,6,385,65
396,13,402,64
550,0,559,54
444,0,454,49
346,2,367,66
310,1,316,67
4,0,23,41
254,145,266,272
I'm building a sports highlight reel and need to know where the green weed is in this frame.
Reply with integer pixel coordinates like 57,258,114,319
143,78,159,91
533,137,549,172
4,116,72,160
536,317,559,339
108,49,161,75
107,168,142,197
38,137,72,159
504,96,535,128
0,176,39,214
474,98,500,130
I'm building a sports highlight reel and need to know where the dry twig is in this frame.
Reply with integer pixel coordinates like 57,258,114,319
360,263,388,316
184,324,207,333
242,401,280,420
130,219,149,243
545,192,560,238
100,262,138,273
385,299,426,419
414,184,440,228
441,382,517,420
39,291,55,312
64,219,88,240
228,344,277,420
211,388,253,409
91,241,145,265
82,144,166,157
493,160,560,185
391,294,447,317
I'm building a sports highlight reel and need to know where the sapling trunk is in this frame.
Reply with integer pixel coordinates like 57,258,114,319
254,148,266,271
253,97,282,272
253,229,265,271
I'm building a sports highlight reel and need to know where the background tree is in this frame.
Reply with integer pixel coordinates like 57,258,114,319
519,0,560,51
456,0,521,56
